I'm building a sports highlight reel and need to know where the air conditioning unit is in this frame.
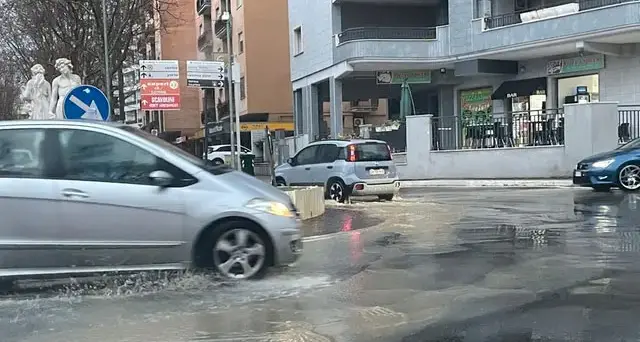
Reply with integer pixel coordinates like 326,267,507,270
353,118,364,126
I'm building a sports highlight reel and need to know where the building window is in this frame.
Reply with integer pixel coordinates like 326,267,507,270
240,76,246,100
238,32,244,54
293,26,303,55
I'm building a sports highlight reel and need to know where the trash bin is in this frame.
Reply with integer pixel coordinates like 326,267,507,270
240,154,255,175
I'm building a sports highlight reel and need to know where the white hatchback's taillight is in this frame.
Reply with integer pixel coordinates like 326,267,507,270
387,145,393,160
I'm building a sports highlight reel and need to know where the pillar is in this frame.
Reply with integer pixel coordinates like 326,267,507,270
329,76,343,138
404,114,433,179
546,77,557,110
563,102,619,169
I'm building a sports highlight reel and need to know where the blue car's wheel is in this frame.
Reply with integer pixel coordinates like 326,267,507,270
618,163,640,192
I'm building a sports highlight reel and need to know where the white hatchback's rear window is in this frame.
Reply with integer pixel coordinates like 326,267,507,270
354,143,391,161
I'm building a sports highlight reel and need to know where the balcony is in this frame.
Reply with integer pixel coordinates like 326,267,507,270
337,27,436,44
469,0,640,54
485,0,637,29
196,0,211,16
214,20,227,38
334,25,449,63
198,29,213,51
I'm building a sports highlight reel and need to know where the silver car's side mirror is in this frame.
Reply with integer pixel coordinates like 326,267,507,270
149,170,174,187
287,158,294,165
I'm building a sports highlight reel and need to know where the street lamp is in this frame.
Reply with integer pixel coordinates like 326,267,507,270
222,2,239,170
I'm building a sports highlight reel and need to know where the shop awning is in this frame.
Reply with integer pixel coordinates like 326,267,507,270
491,77,547,100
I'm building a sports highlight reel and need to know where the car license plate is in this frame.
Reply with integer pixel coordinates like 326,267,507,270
369,168,385,175
574,170,582,177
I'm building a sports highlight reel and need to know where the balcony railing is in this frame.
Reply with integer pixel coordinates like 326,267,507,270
196,0,211,15
485,0,636,29
198,29,212,49
214,20,227,38
337,27,437,44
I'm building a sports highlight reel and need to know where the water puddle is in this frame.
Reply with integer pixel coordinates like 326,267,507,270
301,208,383,236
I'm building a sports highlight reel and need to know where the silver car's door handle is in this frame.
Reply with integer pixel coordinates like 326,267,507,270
61,189,89,198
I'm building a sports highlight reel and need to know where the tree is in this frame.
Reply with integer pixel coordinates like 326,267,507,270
0,51,23,120
0,0,182,92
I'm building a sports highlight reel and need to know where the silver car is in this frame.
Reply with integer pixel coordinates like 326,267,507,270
0,120,302,282
274,139,400,202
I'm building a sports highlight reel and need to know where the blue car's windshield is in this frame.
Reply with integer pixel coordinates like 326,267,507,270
617,138,640,150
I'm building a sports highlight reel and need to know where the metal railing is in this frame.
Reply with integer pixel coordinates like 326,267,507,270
196,0,211,15
431,109,565,151
337,27,437,44
484,0,635,29
618,105,640,143
214,20,227,37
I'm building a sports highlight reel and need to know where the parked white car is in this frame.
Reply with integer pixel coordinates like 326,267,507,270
204,144,252,165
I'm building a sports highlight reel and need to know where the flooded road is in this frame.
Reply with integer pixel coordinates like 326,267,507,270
4,187,640,341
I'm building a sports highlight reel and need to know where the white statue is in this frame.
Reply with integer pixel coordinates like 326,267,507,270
49,58,81,119
20,64,51,120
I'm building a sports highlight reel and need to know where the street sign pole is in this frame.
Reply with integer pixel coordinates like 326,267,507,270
234,73,241,169
225,2,237,170
204,90,210,160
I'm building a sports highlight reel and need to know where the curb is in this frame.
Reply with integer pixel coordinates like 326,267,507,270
400,179,574,188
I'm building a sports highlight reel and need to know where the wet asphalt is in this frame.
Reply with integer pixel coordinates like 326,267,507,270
3,187,640,341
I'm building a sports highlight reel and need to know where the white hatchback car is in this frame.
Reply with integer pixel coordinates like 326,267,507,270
204,144,252,165
274,139,400,202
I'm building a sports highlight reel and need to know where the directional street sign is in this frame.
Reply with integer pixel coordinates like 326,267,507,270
140,79,181,110
63,85,110,121
186,60,226,88
139,60,179,79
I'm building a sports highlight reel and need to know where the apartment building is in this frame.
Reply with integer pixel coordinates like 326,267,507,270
289,0,640,140
113,66,143,127
154,1,201,136
196,0,293,148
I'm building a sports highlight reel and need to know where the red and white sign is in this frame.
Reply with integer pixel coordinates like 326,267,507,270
140,94,181,110
140,77,181,111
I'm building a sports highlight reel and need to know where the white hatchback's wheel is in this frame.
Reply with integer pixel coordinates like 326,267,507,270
618,164,640,191
212,158,224,165
328,179,347,203
212,227,268,280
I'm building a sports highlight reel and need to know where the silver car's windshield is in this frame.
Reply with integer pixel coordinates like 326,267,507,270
119,126,232,174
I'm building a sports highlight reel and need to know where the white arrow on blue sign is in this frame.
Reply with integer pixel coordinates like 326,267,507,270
63,85,110,121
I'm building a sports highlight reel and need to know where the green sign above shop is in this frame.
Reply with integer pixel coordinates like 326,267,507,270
376,70,432,85
546,54,605,75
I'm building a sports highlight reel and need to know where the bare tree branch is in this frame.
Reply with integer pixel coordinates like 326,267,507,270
0,0,185,94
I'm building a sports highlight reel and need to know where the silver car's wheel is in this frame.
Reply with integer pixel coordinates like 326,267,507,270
212,158,224,165
328,180,347,203
213,228,267,279
618,164,640,191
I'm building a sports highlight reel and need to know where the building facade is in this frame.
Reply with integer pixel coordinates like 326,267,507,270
196,0,294,132
288,0,640,140
156,1,201,137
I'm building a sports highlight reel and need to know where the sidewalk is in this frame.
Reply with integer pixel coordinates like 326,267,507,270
254,175,573,188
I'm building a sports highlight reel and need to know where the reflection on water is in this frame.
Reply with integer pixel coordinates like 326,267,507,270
301,208,382,237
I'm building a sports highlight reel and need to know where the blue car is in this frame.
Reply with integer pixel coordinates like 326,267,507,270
573,139,640,191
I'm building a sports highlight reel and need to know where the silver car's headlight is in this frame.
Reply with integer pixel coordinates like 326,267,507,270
592,159,614,169
245,198,293,217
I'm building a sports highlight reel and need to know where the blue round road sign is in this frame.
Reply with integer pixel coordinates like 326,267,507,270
63,85,110,121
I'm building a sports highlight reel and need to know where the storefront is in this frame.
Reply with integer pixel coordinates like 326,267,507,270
546,54,604,107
